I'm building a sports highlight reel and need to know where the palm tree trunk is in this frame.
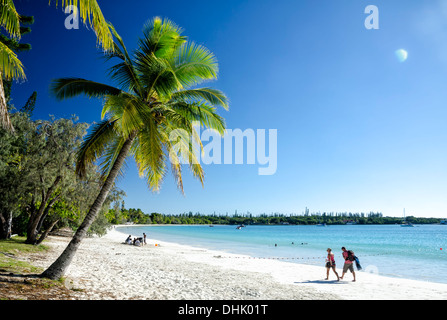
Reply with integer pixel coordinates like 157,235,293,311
0,73,14,132
41,133,136,280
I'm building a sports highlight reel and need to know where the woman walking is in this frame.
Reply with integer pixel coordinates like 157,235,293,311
325,248,340,281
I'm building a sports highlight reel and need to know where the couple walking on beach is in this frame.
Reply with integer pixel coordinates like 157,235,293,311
325,247,356,282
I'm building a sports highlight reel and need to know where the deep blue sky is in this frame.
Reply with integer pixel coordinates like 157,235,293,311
10,0,447,218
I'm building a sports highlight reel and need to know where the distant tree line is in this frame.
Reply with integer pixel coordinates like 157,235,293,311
110,209,444,226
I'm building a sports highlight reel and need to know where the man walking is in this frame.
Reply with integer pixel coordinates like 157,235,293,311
340,247,356,282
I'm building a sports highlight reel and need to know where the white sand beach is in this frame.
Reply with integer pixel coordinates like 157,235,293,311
24,226,447,300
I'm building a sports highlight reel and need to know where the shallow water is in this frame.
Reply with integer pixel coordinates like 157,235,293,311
116,224,447,284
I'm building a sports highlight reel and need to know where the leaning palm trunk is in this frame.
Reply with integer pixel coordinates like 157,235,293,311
41,134,135,280
0,73,13,132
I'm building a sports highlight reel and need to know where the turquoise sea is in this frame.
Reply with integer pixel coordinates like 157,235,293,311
116,224,447,284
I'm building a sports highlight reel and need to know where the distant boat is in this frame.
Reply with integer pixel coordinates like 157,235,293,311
400,208,414,227
400,222,414,227
346,221,356,225
316,216,326,227
440,220,447,225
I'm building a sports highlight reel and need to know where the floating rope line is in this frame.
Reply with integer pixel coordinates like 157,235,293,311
215,252,392,261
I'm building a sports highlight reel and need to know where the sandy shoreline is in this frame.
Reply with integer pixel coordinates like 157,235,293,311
23,226,447,300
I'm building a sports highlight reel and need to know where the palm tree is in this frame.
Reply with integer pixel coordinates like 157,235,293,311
0,0,24,131
0,0,113,132
41,17,228,280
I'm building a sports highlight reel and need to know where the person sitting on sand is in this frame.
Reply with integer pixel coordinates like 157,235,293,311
125,235,132,245
134,238,141,246
325,248,340,281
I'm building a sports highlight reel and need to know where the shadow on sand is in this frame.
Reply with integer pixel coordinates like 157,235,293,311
295,279,349,284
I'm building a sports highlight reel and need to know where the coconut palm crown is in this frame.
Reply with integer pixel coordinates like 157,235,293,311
51,17,228,193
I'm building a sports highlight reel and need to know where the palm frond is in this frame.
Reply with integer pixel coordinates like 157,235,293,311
106,24,144,97
165,124,204,191
139,17,186,59
173,42,218,88
171,88,229,110
107,61,142,94
98,134,127,180
0,0,21,39
76,119,117,178
49,0,114,52
170,101,226,135
50,78,121,100
102,93,149,137
170,159,184,194
0,41,25,80
134,17,189,99
134,52,180,100
102,42,125,61
132,120,167,192
188,163,204,187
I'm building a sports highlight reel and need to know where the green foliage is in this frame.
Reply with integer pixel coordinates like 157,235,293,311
114,209,444,226
0,112,124,240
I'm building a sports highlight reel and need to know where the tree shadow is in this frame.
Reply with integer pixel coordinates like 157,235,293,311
0,272,42,284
